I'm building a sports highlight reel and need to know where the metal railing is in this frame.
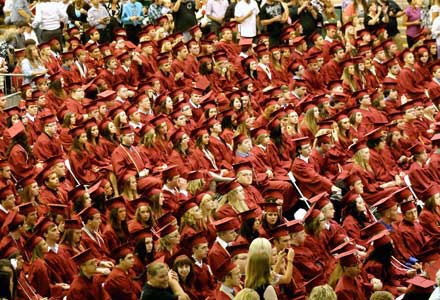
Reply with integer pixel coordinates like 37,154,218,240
0,73,25,108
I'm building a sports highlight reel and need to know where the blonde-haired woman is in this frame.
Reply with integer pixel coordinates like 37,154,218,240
179,202,204,235
198,192,217,243
299,105,320,140
216,182,249,219
246,237,294,300
309,284,337,300
350,143,399,205
155,224,181,264
234,288,260,300
21,41,47,84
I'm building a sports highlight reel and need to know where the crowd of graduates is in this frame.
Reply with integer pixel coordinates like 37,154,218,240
4,1,440,299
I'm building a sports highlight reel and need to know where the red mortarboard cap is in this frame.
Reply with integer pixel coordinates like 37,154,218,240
285,220,304,233
303,204,321,224
68,125,86,137
361,221,387,237
17,202,36,215
237,208,258,221
68,185,87,201
406,276,436,291
382,78,398,90
232,162,252,174
312,192,330,210
293,136,310,147
384,58,399,69
335,249,359,267
15,49,25,58
350,142,368,153
184,231,208,246
213,217,240,232
61,51,74,60
372,194,397,213
25,234,44,252
176,199,197,219
391,187,412,202
0,185,14,199
408,142,425,155
112,243,133,261
265,190,284,200
367,231,392,248
119,125,134,136
86,27,98,36
64,219,82,230
48,204,69,218
106,196,126,210
78,206,100,222
162,165,179,181
399,49,413,61
340,22,353,34
270,224,289,238
2,211,24,230
213,258,237,281
258,202,279,213
40,114,57,126
17,174,37,190
34,216,55,234
365,127,383,141
72,248,95,265
158,223,178,237
4,106,23,117
156,212,177,228
130,228,153,241
400,200,416,214
7,121,25,139
226,241,249,257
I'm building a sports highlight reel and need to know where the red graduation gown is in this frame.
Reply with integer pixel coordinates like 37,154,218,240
397,66,425,95
102,224,129,251
28,258,63,298
67,274,109,300
33,132,64,161
291,245,326,291
103,267,140,300
191,259,216,300
80,228,111,260
419,209,440,239
8,144,36,180
363,260,407,296
68,149,101,184
207,241,230,274
335,275,369,300
111,144,161,191
291,156,333,198
44,247,77,284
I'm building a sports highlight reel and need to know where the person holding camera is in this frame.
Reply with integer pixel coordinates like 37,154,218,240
87,0,112,43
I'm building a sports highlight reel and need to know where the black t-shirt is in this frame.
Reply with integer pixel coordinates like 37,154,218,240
260,1,285,41
386,0,402,36
140,283,178,300
173,0,197,33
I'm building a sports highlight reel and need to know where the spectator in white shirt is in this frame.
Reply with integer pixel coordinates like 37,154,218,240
32,0,68,43
234,0,259,39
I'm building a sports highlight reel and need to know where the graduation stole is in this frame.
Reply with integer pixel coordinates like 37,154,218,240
119,144,143,173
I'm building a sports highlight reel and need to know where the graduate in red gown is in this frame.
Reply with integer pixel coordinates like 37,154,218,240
104,245,141,299
67,248,110,300
207,217,239,275
334,248,372,300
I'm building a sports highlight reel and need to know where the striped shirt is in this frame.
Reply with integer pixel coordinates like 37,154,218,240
87,4,110,29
